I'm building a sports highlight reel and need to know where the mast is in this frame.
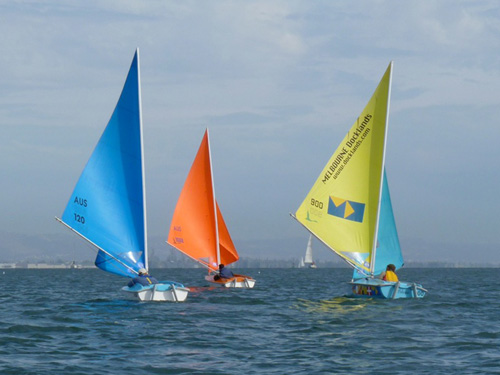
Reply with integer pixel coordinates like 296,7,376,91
370,61,393,275
206,128,220,266
136,48,149,271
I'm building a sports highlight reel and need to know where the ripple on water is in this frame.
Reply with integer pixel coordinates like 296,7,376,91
0,268,499,374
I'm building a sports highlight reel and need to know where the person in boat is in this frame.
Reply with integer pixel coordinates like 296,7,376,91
379,264,399,282
214,264,234,280
127,268,159,287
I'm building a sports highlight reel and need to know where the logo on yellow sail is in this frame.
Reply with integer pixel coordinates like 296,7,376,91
327,196,365,222
305,211,318,222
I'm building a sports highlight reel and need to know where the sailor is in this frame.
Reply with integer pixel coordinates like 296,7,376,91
214,264,234,280
128,268,159,287
381,264,399,282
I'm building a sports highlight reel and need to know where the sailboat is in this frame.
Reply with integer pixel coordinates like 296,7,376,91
291,62,426,299
56,49,189,302
167,129,256,288
303,234,317,268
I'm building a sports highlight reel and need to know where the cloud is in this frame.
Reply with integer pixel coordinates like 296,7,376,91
1,1,500,265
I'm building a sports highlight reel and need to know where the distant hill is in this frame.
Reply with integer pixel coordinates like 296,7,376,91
0,231,324,264
0,231,498,267
0,231,94,263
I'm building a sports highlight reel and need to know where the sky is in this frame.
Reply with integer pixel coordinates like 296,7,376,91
1,1,499,264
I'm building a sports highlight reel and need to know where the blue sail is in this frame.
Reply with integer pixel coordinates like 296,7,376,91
60,50,147,278
353,170,404,279
372,170,404,274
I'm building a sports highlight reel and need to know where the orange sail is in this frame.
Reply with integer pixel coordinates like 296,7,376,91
167,129,239,271
216,201,239,268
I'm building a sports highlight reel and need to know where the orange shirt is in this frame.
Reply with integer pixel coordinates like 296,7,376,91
384,270,399,282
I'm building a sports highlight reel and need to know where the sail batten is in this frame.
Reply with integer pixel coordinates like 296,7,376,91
293,63,398,274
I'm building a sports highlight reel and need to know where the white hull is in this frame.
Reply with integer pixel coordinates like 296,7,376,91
121,282,189,302
205,274,256,289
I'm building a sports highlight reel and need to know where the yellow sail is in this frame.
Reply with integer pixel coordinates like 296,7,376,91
294,62,392,272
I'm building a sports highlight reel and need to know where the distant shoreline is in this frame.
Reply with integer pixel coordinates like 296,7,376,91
1,262,499,269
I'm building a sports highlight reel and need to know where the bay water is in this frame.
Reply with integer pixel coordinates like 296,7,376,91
0,268,499,374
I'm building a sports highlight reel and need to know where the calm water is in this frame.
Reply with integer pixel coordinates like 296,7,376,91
0,268,499,374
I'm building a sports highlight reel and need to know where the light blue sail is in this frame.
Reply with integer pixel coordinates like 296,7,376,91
353,170,403,279
60,50,146,278
372,170,404,274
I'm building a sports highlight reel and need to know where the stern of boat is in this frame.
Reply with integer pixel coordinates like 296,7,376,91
205,274,256,288
350,278,426,299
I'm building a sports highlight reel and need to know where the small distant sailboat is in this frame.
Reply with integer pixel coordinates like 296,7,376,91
298,235,317,268
304,234,317,268
167,129,256,288
291,62,426,299
56,49,189,302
